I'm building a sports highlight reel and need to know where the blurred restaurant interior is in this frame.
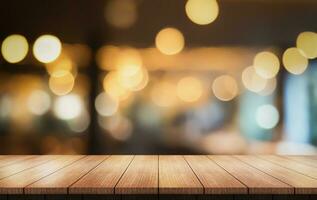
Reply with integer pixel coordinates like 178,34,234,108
0,0,317,155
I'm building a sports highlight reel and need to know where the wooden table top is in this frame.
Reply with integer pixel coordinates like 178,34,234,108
0,155,316,195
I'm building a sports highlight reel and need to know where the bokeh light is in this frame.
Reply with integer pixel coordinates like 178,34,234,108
27,90,51,115
1,34,29,63
67,110,90,133
212,75,238,101
177,76,203,102
96,45,120,70
98,114,132,141
296,31,317,59
95,92,119,116
49,71,75,96
115,48,142,76
256,104,279,129
258,77,277,96
53,94,82,120
253,51,280,79
33,35,62,63
45,54,74,75
185,0,219,25
155,27,185,55
282,47,308,75
103,71,131,100
242,66,267,93
151,81,178,107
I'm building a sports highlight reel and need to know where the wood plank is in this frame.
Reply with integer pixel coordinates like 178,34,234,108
0,155,83,194
286,156,317,168
258,155,317,179
0,155,58,179
209,156,292,194
236,155,317,194
25,156,107,194
70,155,133,194
159,155,203,194
116,155,158,194
184,155,247,194
0,156,34,168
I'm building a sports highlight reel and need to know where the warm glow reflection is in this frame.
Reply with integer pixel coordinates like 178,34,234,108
177,76,203,102
103,71,130,100
155,27,185,55
95,92,119,116
185,0,219,25
1,34,29,63
53,94,82,120
282,47,308,75
296,31,317,59
212,75,238,101
256,104,279,129
253,51,280,79
27,90,51,115
151,81,178,107
33,35,62,63
242,66,267,93
49,71,75,96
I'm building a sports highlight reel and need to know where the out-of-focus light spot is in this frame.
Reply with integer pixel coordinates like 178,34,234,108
33,35,62,63
296,31,317,59
1,34,28,63
105,0,137,29
185,0,219,25
253,51,280,79
212,75,238,101
116,48,142,76
95,92,119,116
49,71,75,96
256,104,279,129
98,115,132,141
242,66,267,93
258,77,277,96
155,27,185,55
282,47,309,75
46,54,74,75
0,95,12,118
27,90,51,115
68,110,90,133
96,45,120,70
151,81,178,107
103,71,131,101
177,76,203,102
53,94,82,120
130,68,149,91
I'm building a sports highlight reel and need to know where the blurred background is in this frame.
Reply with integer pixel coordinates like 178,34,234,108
0,0,317,155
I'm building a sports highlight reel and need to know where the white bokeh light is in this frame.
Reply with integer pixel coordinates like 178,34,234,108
256,104,279,129
53,94,82,120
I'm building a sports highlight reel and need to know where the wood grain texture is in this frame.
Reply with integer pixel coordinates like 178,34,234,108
0,155,83,194
184,156,247,194
236,155,317,194
159,155,203,194
210,156,292,195
25,156,107,194
70,155,133,194
0,156,34,168
286,156,317,168
116,155,158,194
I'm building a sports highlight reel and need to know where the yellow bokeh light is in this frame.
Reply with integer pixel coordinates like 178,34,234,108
282,47,308,75
95,92,119,116
1,34,28,63
103,71,130,101
45,54,74,75
259,77,277,96
151,81,178,107
33,35,62,63
96,45,120,70
177,76,203,102
155,27,185,55
49,70,75,96
296,31,317,59
115,48,142,76
185,0,219,25
253,51,280,79
242,66,267,93
212,75,238,101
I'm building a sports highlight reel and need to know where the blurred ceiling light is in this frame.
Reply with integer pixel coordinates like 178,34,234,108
53,94,82,120
155,27,185,55
256,104,279,129
33,35,62,63
67,109,90,133
95,92,119,117
103,71,131,101
49,70,75,96
45,54,74,75
151,80,178,107
185,0,219,25
27,90,51,115
258,77,277,96
282,47,309,75
105,0,137,29
1,34,28,63
177,76,203,102
96,45,120,70
212,75,238,101
253,51,280,79
242,66,267,93
296,31,317,59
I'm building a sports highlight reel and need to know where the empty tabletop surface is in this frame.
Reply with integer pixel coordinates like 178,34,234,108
0,155,316,195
